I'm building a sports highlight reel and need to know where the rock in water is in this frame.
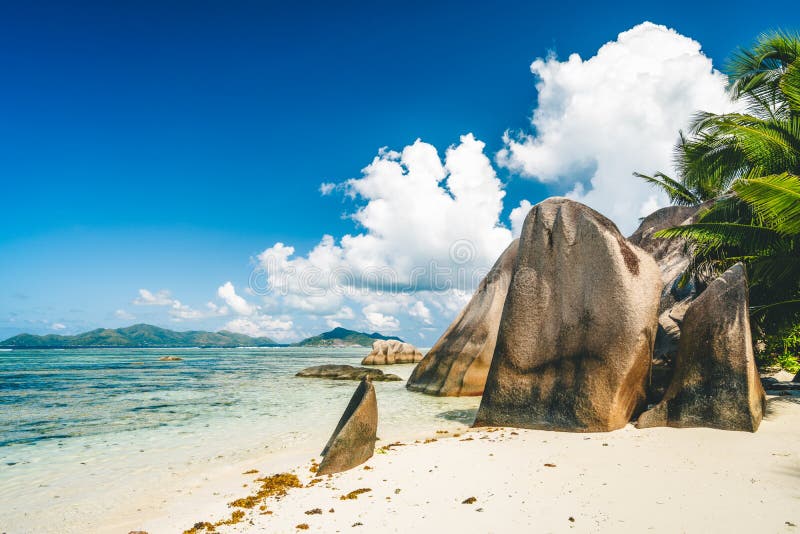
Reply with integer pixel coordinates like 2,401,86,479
637,264,766,432
406,240,519,396
361,340,423,365
295,364,402,381
318,377,378,475
474,198,662,432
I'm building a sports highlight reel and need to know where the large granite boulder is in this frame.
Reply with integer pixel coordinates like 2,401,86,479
362,339,423,365
296,364,402,381
474,198,662,432
406,240,519,396
637,264,766,432
628,205,705,308
628,205,703,401
318,377,378,475
628,205,700,286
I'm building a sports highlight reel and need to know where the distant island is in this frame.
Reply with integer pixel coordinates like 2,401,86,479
0,324,279,349
292,327,402,348
0,324,402,349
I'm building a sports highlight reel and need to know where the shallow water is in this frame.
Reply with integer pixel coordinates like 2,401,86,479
0,347,479,532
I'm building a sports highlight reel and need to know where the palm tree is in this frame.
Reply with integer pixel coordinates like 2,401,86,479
658,174,800,331
638,30,800,337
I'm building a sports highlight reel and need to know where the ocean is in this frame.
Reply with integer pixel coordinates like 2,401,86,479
0,347,480,533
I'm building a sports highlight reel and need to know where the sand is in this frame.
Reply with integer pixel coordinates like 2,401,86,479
133,394,800,534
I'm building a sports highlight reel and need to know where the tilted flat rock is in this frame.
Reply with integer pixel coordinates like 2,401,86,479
318,377,378,475
407,239,518,396
362,339,423,365
475,198,662,432
637,264,766,432
295,364,402,381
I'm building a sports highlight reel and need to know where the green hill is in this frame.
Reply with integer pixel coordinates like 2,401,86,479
0,324,278,348
294,327,402,347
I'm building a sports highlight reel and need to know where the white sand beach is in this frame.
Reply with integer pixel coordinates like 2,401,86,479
131,394,800,534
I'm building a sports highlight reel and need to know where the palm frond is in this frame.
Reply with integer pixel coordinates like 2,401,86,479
633,171,700,206
733,173,800,233
654,222,783,251
781,58,800,113
751,299,800,315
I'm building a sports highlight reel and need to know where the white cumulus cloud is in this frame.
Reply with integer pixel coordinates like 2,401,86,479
509,199,533,238
363,309,400,332
132,288,228,322
217,282,256,316
214,282,297,340
223,316,294,341
498,21,736,233
408,300,433,325
253,134,517,336
324,306,355,329
133,289,174,306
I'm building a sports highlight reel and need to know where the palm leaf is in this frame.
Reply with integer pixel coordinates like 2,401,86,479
633,171,700,206
751,299,800,315
733,174,800,233
655,222,782,251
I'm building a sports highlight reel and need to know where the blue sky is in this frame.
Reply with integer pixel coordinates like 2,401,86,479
1,1,796,343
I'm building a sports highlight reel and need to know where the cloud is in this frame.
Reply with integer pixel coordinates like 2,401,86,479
210,281,298,340
133,289,174,306
363,308,400,332
257,134,513,291
126,283,293,339
132,288,228,321
217,282,256,316
253,134,517,336
223,316,294,341
115,309,136,321
168,300,203,320
408,300,433,324
509,199,532,238
498,21,736,233
324,306,355,329
319,182,336,195
51,322,66,330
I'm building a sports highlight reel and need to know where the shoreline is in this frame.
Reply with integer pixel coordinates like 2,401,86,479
122,414,477,533
0,351,477,534
130,394,800,534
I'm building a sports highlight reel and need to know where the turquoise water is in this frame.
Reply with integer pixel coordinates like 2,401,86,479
0,347,479,533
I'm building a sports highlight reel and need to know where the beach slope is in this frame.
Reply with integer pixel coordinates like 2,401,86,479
142,396,800,533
